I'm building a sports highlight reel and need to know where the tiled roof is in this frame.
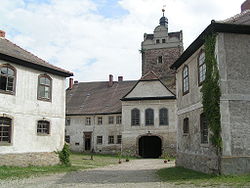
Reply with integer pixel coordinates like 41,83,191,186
66,80,137,115
220,10,250,24
0,37,73,77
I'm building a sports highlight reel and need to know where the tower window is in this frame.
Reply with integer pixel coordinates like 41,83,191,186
157,56,163,64
156,39,160,44
162,39,166,43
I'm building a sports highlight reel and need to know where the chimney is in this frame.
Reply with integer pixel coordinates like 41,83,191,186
118,76,123,82
0,30,5,38
108,74,113,87
241,0,250,12
69,78,73,89
74,80,78,84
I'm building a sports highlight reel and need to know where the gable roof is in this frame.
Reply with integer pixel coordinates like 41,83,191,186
0,37,73,77
170,21,250,70
121,71,175,101
66,80,137,116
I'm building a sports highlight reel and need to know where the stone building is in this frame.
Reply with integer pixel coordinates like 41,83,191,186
141,9,183,88
65,11,180,157
0,30,73,166
171,3,250,174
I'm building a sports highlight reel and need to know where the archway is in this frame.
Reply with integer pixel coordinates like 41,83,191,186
138,136,162,158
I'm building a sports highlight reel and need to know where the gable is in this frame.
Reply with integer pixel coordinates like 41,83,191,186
124,80,174,99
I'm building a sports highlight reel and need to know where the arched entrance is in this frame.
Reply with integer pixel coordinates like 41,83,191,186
138,136,162,158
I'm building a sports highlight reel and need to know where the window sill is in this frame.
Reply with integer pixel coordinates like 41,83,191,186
183,91,189,96
0,90,15,96
200,143,209,147
145,124,154,126
131,125,140,126
0,142,12,146
37,133,50,136
37,97,51,102
159,124,169,126
183,133,189,136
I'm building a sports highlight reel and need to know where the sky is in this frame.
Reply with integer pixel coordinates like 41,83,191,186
0,0,244,83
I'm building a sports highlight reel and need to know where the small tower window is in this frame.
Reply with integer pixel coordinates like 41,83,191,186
156,39,160,44
162,39,166,43
157,56,163,64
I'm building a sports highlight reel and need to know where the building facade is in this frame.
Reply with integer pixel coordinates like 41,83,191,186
0,31,73,166
171,5,250,174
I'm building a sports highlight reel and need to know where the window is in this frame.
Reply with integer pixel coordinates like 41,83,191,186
97,136,103,144
116,116,122,124
117,135,122,144
183,118,189,134
131,108,140,126
65,135,70,143
162,39,166,43
200,113,208,144
65,117,71,126
0,65,15,94
182,66,189,95
108,136,114,144
85,117,91,125
38,74,52,101
157,56,163,64
156,39,160,44
97,117,102,125
0,117,12,143
145,108,154,125
198,51,206,85
37,120,50,135
159,108,168,125
108,116,114,124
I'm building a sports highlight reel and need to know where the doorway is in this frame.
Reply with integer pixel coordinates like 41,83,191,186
138,136,162,158
84,132,92,151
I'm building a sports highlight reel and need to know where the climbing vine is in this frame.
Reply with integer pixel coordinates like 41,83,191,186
201,34,222,154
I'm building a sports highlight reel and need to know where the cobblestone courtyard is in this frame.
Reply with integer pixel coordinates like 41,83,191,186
0,159,185,188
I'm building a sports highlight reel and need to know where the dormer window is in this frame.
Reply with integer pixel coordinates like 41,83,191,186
156,39,160,44
157,56,163,64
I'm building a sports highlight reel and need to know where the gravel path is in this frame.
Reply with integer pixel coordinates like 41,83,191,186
0,159,192,188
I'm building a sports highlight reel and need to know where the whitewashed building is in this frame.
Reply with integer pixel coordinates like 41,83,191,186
0,30,73,166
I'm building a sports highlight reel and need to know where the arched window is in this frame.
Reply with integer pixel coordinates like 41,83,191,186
200,113,208,144
0,116,12,143
37,120,50,135
0,65,16,94
183,117,189,134
198,51,206,85
38,74,52,101
145,108,154,126
131,108,140,126
159,108,168,125
182,65,189,95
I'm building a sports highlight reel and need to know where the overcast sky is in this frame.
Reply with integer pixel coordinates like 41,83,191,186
0,0,244,82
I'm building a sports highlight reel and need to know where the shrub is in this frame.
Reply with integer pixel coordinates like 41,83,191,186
57,143,71,166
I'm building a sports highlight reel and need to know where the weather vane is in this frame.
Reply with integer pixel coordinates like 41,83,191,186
162,5,166,16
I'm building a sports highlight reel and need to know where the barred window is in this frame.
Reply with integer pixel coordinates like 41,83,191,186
183,118,189,134
145,108,154,125
38,75,52,101
159,108,168,125
65,135,70,143
37,120,50,135
116,116,122,124
108,136,114,144
97,117,102,125
108,116,114,124
97,136,103,144
0,65,16,94
200,113,208,144
182,66,189,95
0,117,12,143
131,108,140,126
85,117,91,125
117,135,122,144
198,52,206,85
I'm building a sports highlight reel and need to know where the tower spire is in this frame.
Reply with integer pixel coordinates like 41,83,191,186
159,5,168,26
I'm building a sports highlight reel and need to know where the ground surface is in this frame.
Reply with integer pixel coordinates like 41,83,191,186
0,159,184,188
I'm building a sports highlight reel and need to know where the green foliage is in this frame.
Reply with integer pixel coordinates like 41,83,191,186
58,143,71,166
201,34,222,151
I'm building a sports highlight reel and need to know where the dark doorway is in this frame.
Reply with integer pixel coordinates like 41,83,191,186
139,136,162,158
84,132,92,151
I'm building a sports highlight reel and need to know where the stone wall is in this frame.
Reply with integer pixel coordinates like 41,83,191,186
0,152,60,167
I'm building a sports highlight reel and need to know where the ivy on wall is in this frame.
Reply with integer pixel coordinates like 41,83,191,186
201,34,222,153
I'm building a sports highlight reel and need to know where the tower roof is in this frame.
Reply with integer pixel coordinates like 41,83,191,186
159,8,168,26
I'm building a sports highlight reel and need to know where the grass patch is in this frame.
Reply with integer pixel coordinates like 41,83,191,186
157,167,250,187
0,152,124,180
